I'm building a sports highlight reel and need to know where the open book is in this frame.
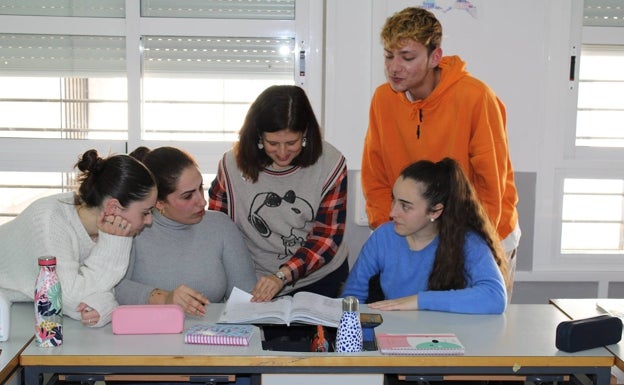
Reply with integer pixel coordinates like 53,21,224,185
218,287,343,327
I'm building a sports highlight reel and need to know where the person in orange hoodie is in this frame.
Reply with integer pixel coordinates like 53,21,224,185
361,6,520,298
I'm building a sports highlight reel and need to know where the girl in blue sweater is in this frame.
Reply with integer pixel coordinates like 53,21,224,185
342,158,508,314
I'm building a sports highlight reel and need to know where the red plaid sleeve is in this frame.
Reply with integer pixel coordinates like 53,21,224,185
282,163,348,281
208,164,229,215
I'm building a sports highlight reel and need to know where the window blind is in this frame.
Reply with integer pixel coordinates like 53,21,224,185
584,0,624,27
143,36,295,76
0,0,295,20
141,0,295,20
0,34,126,76
0,0,124,17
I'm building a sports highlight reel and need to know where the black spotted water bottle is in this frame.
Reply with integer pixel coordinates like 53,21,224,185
335,296,363,352
34,256,63,347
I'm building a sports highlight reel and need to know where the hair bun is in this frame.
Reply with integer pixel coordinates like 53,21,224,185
129,146,151,163
76,149,104,174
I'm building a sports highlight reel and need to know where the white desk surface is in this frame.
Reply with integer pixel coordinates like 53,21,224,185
19,303,613,369
0,303,34,384
550,298,624,370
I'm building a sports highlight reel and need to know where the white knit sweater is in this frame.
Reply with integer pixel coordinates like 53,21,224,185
0,192,133,326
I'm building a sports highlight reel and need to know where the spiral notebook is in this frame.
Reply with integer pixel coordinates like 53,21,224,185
376,333,465,355
184,324,254,346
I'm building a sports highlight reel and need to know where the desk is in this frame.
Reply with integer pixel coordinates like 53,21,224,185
19,304,615,385
550,298,624,371
0,303,34,385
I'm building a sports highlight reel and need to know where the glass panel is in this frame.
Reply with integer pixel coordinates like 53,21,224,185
0,34,127,139
576,45,624,147
564,178,624,193
561,178,624,254
0,77,127,139
141,0,295,20
0,0,125,18
579,46,624,81
561,222,622,252
562,194,622,221
576,110,624,142
578,82,624,109
0,172,73,225
142,36,295,141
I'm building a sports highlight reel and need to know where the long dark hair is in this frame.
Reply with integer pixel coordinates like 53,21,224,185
74,149,155,208
130,146,197,201
234,85,323,182
400,158,508,291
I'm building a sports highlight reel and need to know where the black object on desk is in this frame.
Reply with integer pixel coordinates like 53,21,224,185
260,324,378,352
556,314,623,352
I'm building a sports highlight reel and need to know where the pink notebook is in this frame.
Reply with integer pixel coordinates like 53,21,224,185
112,304,185,334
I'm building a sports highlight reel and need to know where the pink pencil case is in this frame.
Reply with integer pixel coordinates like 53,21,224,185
112,304,185,335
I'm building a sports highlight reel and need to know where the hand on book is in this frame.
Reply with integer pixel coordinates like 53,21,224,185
368,295,419,311
251,274,284,302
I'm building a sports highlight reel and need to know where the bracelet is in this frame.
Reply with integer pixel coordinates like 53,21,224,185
149,288,164,303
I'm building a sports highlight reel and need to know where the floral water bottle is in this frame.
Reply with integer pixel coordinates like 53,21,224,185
335,296,363,352
34,256,63,347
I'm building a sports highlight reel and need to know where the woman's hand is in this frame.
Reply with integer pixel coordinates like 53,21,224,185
168,285,209,316
97,210,133,237
76,302,100,327
251,274,284,302
367,295,419,311
150,286,209,316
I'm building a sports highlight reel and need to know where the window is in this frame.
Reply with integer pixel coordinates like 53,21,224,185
0,172,73,225
0,0,320,220
561,178,624,254
141,35,295,141
573,0,624,150
0,34,128,140
575,45,624,148
559,0,624,257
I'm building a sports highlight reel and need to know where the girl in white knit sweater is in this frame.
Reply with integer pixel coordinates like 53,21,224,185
0,149,157,327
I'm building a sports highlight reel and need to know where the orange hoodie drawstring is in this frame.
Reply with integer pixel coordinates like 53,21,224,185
417,109,423,139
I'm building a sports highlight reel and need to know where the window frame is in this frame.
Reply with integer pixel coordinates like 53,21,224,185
550,0,624,270
0,0,322,175
566,24,624,161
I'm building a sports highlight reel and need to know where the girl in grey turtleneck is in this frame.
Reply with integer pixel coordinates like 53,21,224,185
115,147,256,316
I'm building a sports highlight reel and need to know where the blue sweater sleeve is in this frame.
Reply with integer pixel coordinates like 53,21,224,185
341,228,384,303
418,232,507,314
